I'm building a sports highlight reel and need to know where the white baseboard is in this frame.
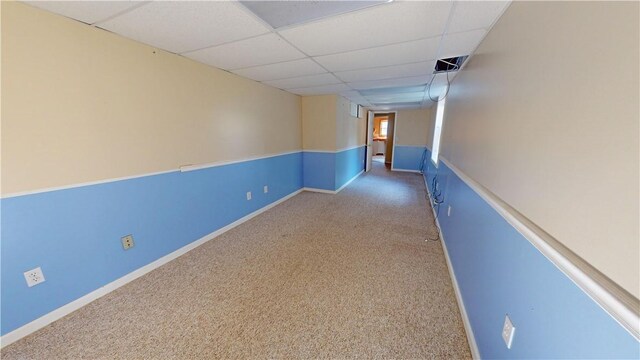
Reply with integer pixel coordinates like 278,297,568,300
0,188,303,348
302,187,336,194
335,170,364,193
424,176,480,359
391,167,421,173
303,170,364,195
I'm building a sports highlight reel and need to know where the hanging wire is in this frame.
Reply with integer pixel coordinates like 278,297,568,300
426,58,459,102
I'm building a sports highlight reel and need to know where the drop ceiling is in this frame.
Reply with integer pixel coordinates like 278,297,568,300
24,0,511,110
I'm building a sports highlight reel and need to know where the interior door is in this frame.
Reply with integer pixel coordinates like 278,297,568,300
366,111,374,172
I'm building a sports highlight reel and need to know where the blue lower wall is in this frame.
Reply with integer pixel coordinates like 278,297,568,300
303,146,365,191
302,151,335,191
422,151,639,358
335,146,365,189
393,145,426,171
0,152,303,336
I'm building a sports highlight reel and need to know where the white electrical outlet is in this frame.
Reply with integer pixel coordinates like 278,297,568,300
24,267,45,287
121,234,135,250
502,314,516,349
263,185,268,193
447,205,452,217
246,191,252,200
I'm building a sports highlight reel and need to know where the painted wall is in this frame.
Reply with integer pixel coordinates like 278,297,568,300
395,109,432,147
335,146,366,190
393,109,433,171
2,2,301,196
335,96,365,189
1,2,303,337
441,1,639,297
335,95,366,151
301,95,336,151
301,95,365,191
422,151,639,359
2,153,303,336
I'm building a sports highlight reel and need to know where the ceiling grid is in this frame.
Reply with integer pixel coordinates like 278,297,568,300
24,0,512,109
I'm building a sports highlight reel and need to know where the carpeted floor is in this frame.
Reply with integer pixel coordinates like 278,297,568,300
2,161,471,359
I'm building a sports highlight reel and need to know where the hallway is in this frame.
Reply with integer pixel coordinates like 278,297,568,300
2,163,470,359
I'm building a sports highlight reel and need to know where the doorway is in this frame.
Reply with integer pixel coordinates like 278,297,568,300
366,111,396,171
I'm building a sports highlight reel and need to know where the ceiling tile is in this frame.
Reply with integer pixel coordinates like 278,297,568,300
262,73,342,90
288,84,351,96
342,93,370,105
183,34,305,70
240,1,386,29
438,29,486,59
232,59,326,82
340,90,361,98
360,85,427,96
371,101,423,109
447,1,511,34
278,1,452,56
365,92,426,103
25,1,142,24
98,2,270,54
313,37,440,73
348,75,433,90
334,61,435,83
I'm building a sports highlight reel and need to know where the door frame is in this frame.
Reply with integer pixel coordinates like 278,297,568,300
371,110,398,169
365,110,374,172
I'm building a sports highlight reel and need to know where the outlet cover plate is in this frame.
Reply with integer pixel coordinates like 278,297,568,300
263,185,268,193
24,267,46,287
246,191,252,200
502,314,516,349
121,234,135,250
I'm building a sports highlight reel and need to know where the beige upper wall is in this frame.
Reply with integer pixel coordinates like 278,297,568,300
336,96,366,150
441,2,639,297
395,109,433,147
301,95,365,151
1,2,301,195
301,95,337,151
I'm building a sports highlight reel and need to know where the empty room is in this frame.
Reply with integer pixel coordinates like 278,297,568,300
1,1,638,359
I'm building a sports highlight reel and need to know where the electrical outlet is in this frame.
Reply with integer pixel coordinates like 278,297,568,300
502,314,516,349
263,185,268,193
24,267,45,287
246,191,252,200
121,234,135,250
448,205,452,217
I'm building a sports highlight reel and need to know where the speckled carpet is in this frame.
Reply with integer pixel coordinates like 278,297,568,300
2,162,470,359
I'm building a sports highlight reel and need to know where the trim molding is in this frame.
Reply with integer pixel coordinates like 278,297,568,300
0,188,304,348
179,150,301,172
424,176,481,359
438,156,640,341
302,145,366,154
336,144,366,153
1,169,177,199
301,149,335,153
2,150,303,199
